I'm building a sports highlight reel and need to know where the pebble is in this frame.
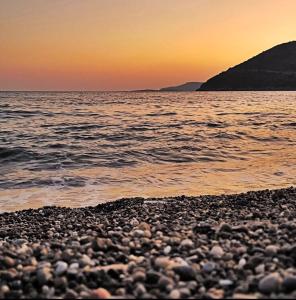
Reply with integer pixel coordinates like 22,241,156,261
91,288,111,299
180,239,194,248
173,266,196,281
79,254,93,267
37,267,52,286
211,245,224,258
203,262,216,273
55,261,68,276
4,256,15,267
258,273,282,294
164,245,172,255
155,257,172,269
255,264,265,274
219,223,232,232
238,258,247,269
0,187,295,299
169,289,181,299
132,230,145,238
282,276,296,292
265,245,278,256
219,279,233,287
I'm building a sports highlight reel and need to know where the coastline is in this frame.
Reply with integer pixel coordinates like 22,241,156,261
0,186,296,298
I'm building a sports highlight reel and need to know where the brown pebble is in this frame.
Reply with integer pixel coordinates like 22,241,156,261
91,288,112,299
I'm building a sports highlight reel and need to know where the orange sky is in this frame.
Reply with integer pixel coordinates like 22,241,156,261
1,0,296,91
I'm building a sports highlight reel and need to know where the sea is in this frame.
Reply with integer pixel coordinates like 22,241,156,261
0,91,295,212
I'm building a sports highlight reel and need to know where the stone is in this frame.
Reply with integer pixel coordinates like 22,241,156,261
55,261,68,276
169,289,181,299
219,223,232,232
265,245,278,256
132,271,146,282
180,239,194,248
79,254,93,267
134,283,146,296
211,245,224,258
3,256,15,268
155,257,172,269
37,267,52,286
130,218,139,226
219,279,233,287
173,266,196,281
233,293,258,299
0,285,10,294
164,245,172,255
137,222,151,231
255,264,265,274
91,288,111,299
238,258,247,269
258,273,282,294
282,276,296,292
203,262,216,273
92,238,110,251
132,230,145,238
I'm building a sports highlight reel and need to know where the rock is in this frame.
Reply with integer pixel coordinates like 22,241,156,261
146,271,161,285
193,223,214,234
79,254,93,267
233,293,258,299
91,288,111,299
173,266,196,281
282,276,296,292
207,288,224,299
180,239,194,249
238,258,247,269
92,238,109,251
265,245,278,256
3,256,15,267
37,267,52,286
258,273,282,294
155,257,172,269
132,230,145,238
134,283,146,296
130,218,139,226
169,289,181,299
64,289,79,298
164,245,172,255
203,262,216,273
137,222,151,231
0,285,10,294
132,271,146,282
219,279,233,287
219,223,232,232
210,246,224,258
55,261,68,276
255,264,265,274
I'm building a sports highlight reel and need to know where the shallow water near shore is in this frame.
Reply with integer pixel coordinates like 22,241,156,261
0,91,296,212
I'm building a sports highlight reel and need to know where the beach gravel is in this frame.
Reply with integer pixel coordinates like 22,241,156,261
0,187,296,299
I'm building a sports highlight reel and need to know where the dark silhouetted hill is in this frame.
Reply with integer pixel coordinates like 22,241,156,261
199,41,296,91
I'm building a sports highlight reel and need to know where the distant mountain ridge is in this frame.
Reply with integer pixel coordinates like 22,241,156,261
132,82,203,92
160,82,203,91
199,41,296,91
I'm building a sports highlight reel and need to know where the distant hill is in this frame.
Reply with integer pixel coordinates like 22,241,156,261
199,41,296,91
160,82,203,91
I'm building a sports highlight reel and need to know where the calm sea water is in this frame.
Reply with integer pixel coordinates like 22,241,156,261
0,91,295,212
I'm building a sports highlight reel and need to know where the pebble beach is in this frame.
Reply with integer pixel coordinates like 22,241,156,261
1,187,296,299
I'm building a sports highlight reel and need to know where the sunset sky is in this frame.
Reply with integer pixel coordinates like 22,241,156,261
1,0,296,91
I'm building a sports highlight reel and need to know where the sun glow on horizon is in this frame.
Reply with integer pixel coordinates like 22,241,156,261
1,0,296,91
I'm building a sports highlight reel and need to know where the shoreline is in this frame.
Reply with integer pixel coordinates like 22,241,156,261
0,186,296,298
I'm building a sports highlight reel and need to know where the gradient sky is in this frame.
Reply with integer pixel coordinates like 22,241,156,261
1,0,296,91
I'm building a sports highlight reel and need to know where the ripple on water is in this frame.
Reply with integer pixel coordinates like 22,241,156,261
0,91,295,211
